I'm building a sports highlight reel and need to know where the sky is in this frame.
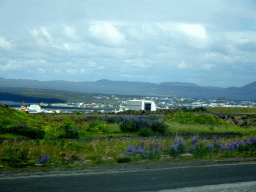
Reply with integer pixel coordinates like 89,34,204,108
0,0,256,88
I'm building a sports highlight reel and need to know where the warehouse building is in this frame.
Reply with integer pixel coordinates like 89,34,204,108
126,100,157,111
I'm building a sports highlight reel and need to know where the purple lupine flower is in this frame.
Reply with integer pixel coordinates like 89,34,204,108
155,141,159,149
152,148,155,155
191,135,199,145
219,142,229,150
232,141,240,150
141,141,145,149
207,143,214,151
77,156,83,162
190,145,196,152
37,154,43,164
175,138,179,145
200,139,205,148
44,153,49,164
160,144,163,151
229,143,235,151
66,156,71,164
239,139,250,149
126,145,136,153
150,142,154,150
145,150,150,159
242,139,249,146
170,144,178,155
125,145,136,156
213,137,218,147
179,138,186,147
249,137,256,145
135,145,144,155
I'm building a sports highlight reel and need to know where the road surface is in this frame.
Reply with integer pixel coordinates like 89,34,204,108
1,162,256,192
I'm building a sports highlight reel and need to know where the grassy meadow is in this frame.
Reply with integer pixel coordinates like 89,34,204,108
207,107,256,114
1,104,256,171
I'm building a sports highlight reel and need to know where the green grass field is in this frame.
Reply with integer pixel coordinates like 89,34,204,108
1,104,256,171
207,107,256,114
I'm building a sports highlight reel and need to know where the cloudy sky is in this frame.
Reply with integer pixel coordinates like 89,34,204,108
0,0,256,88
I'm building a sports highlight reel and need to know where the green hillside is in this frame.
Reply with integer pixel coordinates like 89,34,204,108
0,104,46,139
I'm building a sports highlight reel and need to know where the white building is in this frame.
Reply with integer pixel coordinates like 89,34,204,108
27,105,44,113
126,100,157,111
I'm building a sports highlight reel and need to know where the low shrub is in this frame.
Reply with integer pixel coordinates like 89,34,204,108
166,111,226,125
58,120,79,139
117,156,132,163
151,120,168,134
87,119,110,133
120,117,168,136
99,122,109,133
119,119,137,132
138,128,154,137
0,125,45,139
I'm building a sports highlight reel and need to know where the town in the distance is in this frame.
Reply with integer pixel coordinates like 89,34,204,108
2,95,255,114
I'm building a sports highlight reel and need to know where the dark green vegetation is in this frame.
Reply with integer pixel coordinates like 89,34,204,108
1,105,256,171
0,87,130,105
207,107,256,114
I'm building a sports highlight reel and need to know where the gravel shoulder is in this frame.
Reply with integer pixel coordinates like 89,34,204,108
1,157,256,179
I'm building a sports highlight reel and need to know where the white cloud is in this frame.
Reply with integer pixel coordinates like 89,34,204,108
36,38,47,47
0,63,10,71
30,29,39,38
30,27,54,47
120,74,145,78
63,26,78,40
0,37,12,49
224,31,256,44
62,43,80,51
0,60,23,70
88,22,127,46
40,27,52,41
178,24,207,38
30,26,84,51
126,22,209,48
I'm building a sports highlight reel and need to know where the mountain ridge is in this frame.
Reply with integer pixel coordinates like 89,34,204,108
0,77,255,100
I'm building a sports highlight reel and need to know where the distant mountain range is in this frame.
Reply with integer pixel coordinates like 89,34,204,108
0,77,255,100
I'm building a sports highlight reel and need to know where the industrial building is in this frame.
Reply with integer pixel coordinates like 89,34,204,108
126,100,157,111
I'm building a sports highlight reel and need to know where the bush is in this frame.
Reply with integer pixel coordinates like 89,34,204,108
167,112,226,125
86,119,110,133
150,120,168,134
87,121,100,132
138,128,154,137
117,156,132,163
192,107,207,112
119,119,137,132
43,124,63,139
58,120,79,139
99,122,109,133
107,116,123,124
119,117,168,136
0,125,45,139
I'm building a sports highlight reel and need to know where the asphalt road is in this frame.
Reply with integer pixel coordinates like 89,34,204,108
1,162,256,192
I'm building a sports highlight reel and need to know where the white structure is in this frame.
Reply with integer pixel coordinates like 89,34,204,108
27,105,44,113
126,100,157,111
114,106,129,113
